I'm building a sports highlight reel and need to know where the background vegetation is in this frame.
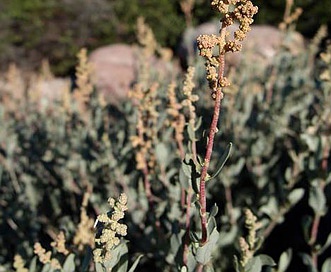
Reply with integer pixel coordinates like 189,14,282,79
0,1,330,272
0,0,330,75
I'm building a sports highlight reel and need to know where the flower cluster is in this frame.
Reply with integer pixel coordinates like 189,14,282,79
33,242,61,270
167,82,186,159
93,193,128,264
13,255,28,272
73,192,95,251
197,0,258,99
239,209,262,267
129,83,160,171
181,67,199,126
279,7,303,31
50,231,69,255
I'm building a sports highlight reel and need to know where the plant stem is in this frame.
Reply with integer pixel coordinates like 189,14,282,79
309,143,328,268
196,263,204,272
183,187,193,266
199,23,227,245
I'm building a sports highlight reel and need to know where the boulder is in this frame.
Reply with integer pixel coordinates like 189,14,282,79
89,44,178,105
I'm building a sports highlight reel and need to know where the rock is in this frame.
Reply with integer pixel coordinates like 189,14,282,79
89,44,178,105
34,77,71,102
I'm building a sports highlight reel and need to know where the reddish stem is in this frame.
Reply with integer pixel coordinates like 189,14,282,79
199,24,227,245
196,263,204,272
142,165,153,207
309,143,329,268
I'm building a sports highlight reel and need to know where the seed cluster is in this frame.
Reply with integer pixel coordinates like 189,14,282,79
93,193,128,263
197,0,258,99
239,209,262,267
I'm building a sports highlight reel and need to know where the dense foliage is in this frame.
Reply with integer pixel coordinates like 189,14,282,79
0,1,331,272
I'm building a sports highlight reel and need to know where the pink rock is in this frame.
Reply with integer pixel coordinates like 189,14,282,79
89,44,178,105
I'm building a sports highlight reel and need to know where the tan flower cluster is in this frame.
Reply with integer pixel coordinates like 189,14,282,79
136,17,158,87
73,48,94,117
33,243,61,270
13,255,28,272
167,82,186,158
73,192,95,251
279,6,303,31
181,67,199,127
197,0,258,99
239,209,262,267
220,0,258,48
93,193,128,264
51,231,69,255
129,83,160,171
136,16,158,58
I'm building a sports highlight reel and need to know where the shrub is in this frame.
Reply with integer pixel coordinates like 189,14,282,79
0,1,330,272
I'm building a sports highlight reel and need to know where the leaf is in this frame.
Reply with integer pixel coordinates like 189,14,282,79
245,255,275,272
187,123,196,141
111,243,129,272
29,257,37,272
180,266,188,272
63,253,75,272
300,253,318,272
256,254,276,267
81,247,92,272
288,188,304,206
245,256,262,272
128,255,143,272
195,228,219,265
155,143,170,168
179,166,190,190
302,215,313,243
195,116,202,130
233,256,240,272
182,159,193,178
219,226,238,247
320,233,331,254
102,243,128,271
209,204,218,218
309,181,326,216
228,157,245,176
301,134,319,152
278,249,292,272
41,264,51,272
208,142,232,181
322,258,331,272
95,262,104,272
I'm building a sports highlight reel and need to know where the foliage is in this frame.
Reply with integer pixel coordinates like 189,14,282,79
0,0,330,75
0,1,331,272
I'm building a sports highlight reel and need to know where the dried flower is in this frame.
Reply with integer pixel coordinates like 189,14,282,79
167,82,186,158
197,0,258,99
73,192,95,251
73,48,94,117
33,242,62,270
238,209,262,267
13,255,28,272
93,193,128,264
51,231,69,255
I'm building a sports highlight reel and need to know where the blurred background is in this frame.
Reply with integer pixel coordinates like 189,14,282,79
0,0,330,75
